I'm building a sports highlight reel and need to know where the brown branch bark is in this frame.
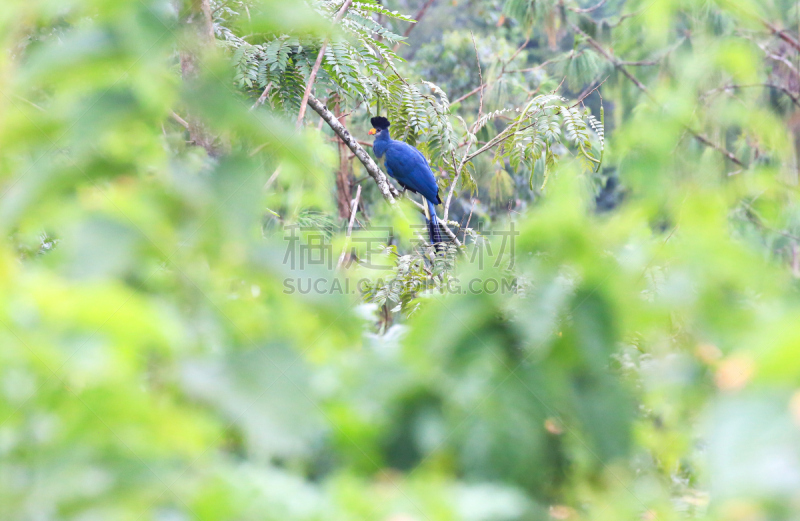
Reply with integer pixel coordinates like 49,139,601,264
692,133,745,166
763,20,800,54
452,84,486,106
306,94,396,203
251,81,272,110
574,25,648,91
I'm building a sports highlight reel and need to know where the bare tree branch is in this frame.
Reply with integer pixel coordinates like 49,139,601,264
573,25,648,91
452,84,487,106
763,20,800,54
306,93,396,203
251,81,272,110
452,38,531,106
171,112,190,129
692,133,746,166
569,0,607,13
571,76,609,108
337,184,361,270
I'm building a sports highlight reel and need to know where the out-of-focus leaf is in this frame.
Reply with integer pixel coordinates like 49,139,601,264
182,345,322,459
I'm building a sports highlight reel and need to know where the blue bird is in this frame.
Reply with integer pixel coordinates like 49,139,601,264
368,116,443,248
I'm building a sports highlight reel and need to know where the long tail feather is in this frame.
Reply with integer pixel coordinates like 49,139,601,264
427,200,443,250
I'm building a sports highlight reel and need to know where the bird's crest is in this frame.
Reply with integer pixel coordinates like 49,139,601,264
370,116,391,130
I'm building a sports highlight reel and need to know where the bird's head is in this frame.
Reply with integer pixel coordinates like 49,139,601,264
368,116,391,136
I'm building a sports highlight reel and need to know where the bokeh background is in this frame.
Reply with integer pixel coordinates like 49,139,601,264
2,0,800,520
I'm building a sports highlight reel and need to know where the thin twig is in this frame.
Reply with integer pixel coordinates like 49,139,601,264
577,8,641,28
171,111,190,129
452,84,487,105
462,199,475,243
337,185,361,270
618,59,660,66
691,133,745,166
507,37,530,64
746,34,800,73
251,81,272,110
264,165,281,190
443,153,466,223
12,94,46,112
296,48,329,129
568,0,607,13
618,37,684,68
393,0,437,52
574,24,648,91
462,79,603,163
295,0,353,129
739,198,800,241
452,38,533,106
506,55,568,74
462,117,530,164
443,126,477,222
571,76,609,108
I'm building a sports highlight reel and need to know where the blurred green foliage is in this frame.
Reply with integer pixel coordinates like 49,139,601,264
3,0,800,521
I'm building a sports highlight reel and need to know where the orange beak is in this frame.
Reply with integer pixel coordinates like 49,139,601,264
368,128,377,135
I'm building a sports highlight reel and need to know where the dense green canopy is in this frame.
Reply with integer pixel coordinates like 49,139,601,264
2,0,800,520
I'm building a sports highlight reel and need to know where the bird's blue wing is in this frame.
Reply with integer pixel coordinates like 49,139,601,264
385,141,441,205
411,147,429,167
